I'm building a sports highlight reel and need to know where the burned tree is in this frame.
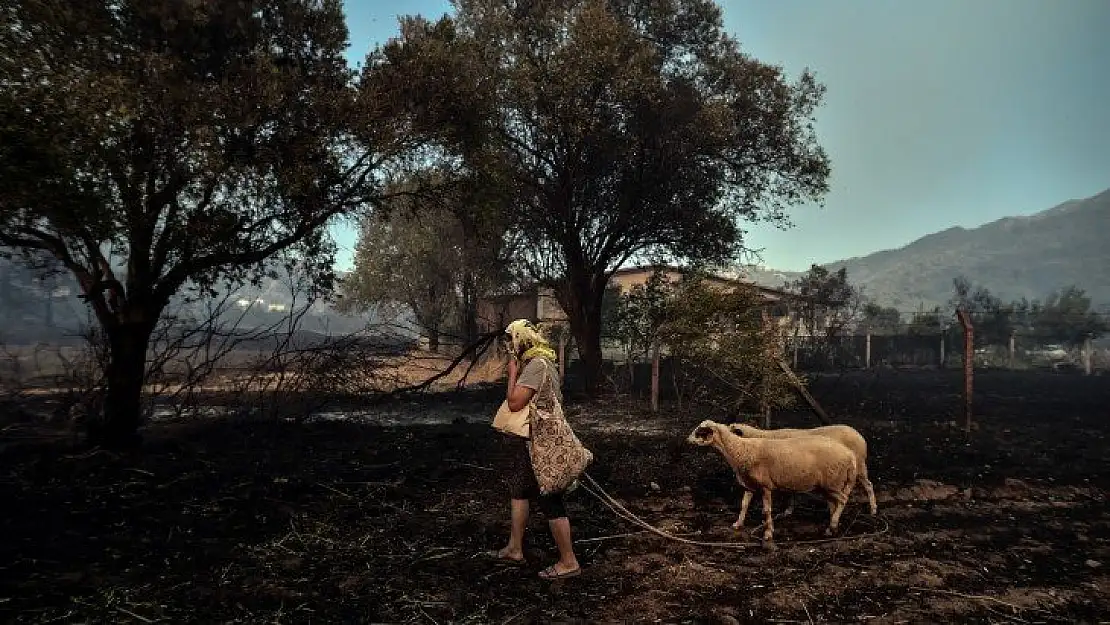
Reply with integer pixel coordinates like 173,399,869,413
0,0,447,447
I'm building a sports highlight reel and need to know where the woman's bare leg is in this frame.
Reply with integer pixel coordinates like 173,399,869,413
547,517,580,573
499,498,529,560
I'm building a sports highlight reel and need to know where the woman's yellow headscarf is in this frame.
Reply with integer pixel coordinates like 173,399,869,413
505,319,557,363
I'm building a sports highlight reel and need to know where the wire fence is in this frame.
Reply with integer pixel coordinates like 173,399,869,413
781,333,1108,373
589,307,1110,377
2,303,1106,406
593,332,1108,374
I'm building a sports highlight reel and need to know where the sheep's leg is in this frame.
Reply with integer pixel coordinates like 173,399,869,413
733,489,752,530
859,462,878,515
825,491,849,536
760,489,775,544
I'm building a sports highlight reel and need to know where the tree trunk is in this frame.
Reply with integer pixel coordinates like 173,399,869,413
626,344,635,390
461,272,479,346
573,317,603,393
43,273,55,325
560,275,605,394
0,266,10,316
90,320,154,449
428,326,441,352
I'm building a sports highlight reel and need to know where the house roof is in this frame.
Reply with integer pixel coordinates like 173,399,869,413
478,264,796,303
610,263,793,301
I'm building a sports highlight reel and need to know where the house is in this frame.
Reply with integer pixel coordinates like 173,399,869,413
608,264,789,304
475,286,567,334
475,264,792,334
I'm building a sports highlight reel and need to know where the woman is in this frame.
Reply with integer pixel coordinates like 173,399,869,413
493,319,582,580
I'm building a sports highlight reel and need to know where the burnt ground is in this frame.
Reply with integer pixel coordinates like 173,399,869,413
2,369,1109,624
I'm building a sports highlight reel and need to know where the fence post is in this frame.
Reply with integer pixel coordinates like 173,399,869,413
761,309,774,427
956,309,974,435
939,327,946,368
558,330,567,378
626,351,635,395
865,332,872,369
1084,335,1093,376
1008,331,1015,369
650,339,661,413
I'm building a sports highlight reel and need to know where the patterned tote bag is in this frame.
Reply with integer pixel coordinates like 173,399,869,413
527,358,593,494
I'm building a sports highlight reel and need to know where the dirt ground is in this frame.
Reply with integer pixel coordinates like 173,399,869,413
2,369,1109,623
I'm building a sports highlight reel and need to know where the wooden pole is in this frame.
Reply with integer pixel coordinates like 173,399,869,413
650,339,661,413
1008,331,1015,369
761,310,773,428
956,309,974,434
558,330,567,378
939,328,946,368
627,352,635,395
865,332,872,369
777,359,832,425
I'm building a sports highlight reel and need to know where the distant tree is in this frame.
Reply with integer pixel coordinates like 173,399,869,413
861,302,902,336
948,276,1014,346
342,206,461,352
340,170,516,350
384,0,831,392
449,177,522,345
604,269,676,365
906,306,944,336
0,0,447,447
1030,286,1108,347
786,265,863,339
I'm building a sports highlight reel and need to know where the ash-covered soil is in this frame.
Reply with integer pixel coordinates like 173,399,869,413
1,369,1108,623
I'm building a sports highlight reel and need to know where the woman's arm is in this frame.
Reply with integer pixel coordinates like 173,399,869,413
507,357,537,411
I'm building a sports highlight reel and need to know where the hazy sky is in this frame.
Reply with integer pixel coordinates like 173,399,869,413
334,0,1110,272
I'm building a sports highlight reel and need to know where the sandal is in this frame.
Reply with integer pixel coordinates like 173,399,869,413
485,549,525,566
538,564,581,580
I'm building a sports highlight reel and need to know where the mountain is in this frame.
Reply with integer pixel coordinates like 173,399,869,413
741,187,1110,311
0,259,394,345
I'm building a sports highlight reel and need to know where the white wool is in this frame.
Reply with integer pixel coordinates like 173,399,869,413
687,419,859,541
692,421,856,493
728,422,877,515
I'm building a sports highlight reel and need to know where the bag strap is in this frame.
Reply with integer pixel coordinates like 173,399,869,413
529,357,550,419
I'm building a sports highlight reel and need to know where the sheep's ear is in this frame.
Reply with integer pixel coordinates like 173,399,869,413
694,426,714,440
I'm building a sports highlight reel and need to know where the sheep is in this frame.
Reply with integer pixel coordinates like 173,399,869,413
728,422,877,518
686,419,857,543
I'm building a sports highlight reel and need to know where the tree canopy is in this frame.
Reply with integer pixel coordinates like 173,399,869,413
0,0,447,445
1013,286,1107,347
861,302,902,336
601,267,795,413
784,265,862,339
339,174,517,349
384,0,831,390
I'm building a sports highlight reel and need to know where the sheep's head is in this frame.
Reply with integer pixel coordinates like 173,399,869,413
686,420,721,446
728,423,756,437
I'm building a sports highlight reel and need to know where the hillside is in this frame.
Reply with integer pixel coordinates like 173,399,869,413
741,187,1110,311
0,260,392,345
